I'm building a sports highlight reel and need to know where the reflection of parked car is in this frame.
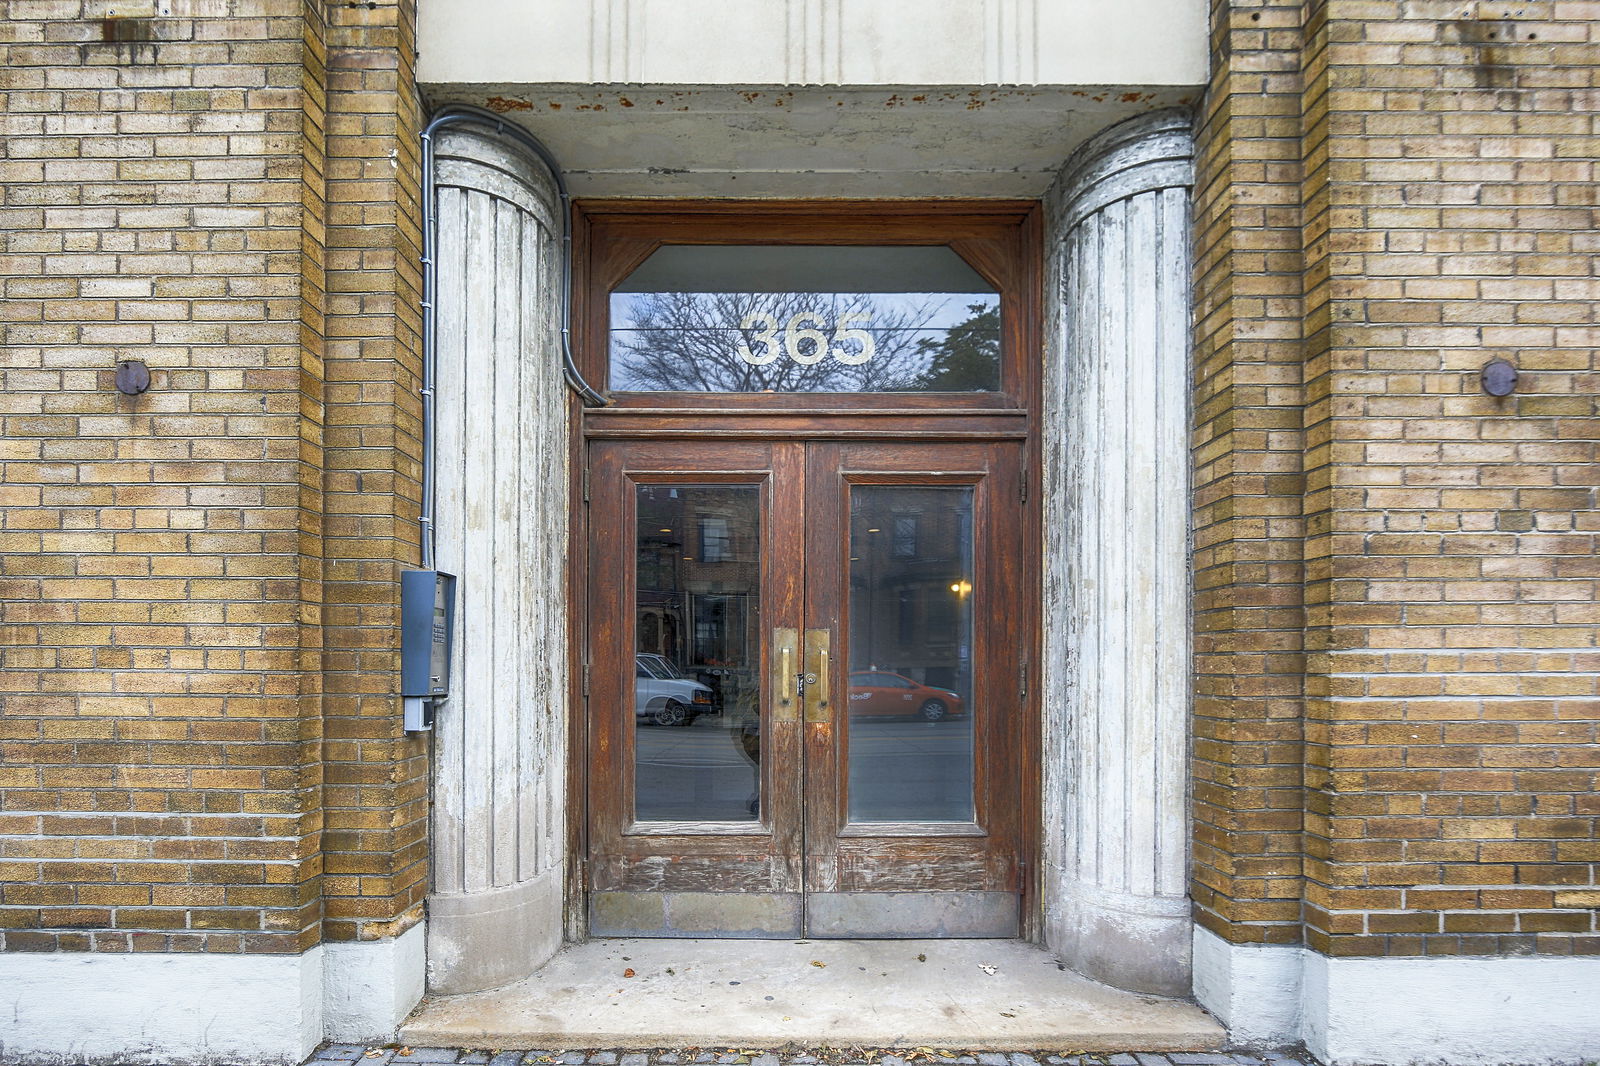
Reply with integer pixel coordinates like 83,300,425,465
635,654,714,726
847,671,965,721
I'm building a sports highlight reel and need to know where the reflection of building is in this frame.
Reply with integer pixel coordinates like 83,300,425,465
635,486,760,712
848,488,972,695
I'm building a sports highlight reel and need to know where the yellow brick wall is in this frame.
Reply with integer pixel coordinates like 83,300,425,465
0,0,424,953
1301,0,1599,957
1198,0,1600,957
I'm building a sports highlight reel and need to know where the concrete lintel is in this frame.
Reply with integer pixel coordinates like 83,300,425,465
419,85,1200,199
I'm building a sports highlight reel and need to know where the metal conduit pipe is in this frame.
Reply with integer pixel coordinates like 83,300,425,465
418,105,609,569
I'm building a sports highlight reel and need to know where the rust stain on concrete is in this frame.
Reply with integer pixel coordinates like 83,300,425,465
484,95,532,112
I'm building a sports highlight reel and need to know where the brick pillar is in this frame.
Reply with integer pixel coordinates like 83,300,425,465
1189,0,1312,965
1303,0,1600,964
317,0,429,1038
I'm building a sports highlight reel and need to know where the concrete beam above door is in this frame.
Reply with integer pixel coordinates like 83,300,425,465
416,86,1198,199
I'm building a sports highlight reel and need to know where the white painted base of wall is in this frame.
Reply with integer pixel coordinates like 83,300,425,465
0,949,322,1065
1193,926,1600,1065
324,923,428,1044
0,925,426,1065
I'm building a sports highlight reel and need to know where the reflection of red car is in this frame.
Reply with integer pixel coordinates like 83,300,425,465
847,671,965,722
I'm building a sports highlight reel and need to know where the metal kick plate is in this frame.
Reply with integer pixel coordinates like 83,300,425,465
590,891,1016,938
591,891,803,938
803,891,1019,938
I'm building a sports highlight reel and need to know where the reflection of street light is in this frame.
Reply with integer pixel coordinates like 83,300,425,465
949,580,972,596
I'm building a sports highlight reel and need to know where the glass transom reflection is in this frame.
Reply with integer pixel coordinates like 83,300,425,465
609,245,1001,394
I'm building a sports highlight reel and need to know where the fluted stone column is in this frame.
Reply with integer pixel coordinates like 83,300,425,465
427,129,569,994
1041,111,1195,996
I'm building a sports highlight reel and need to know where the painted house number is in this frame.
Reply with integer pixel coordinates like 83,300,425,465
737,312,875,366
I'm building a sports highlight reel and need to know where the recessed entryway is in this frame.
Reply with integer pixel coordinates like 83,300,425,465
426,122,1197,999
399,939,1224,1051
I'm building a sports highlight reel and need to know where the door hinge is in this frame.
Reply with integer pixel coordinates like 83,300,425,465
582,663,591,697
1019,464,1028,504
582,465,590,504
1019,655,1028,700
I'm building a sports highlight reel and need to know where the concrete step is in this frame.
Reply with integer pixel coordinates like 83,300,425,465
399,939,1226,1052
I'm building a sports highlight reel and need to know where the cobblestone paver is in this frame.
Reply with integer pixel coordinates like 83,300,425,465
307,1046,1316,1066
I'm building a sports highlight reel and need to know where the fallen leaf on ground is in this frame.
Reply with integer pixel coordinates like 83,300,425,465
916,953,926,962
811,960,826,968
979,964,997,975
623,968,635,977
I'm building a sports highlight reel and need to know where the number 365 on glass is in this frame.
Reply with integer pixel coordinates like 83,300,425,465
737,312,874,367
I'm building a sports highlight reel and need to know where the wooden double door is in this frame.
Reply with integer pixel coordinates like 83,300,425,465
586,437,1026,937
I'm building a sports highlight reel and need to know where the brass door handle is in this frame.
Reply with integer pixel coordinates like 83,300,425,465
773,628,799,722
804,628,831,724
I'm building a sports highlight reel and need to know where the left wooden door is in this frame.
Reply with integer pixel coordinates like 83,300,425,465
586,439,809,936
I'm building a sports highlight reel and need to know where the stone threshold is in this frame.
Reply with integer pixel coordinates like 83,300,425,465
399,939,1226,1051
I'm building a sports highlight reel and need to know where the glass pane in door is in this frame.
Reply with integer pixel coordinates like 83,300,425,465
634,484,761,822
845,486,975,823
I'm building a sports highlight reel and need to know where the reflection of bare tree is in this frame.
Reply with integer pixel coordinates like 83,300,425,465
612,292,946,393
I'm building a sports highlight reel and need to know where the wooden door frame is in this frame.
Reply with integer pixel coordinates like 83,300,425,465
564,200,1044,942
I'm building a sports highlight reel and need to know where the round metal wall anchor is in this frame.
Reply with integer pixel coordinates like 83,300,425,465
115,359,151,395
1480,358,1518,397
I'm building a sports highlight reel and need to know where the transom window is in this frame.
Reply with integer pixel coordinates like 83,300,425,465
608,245,1001,393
